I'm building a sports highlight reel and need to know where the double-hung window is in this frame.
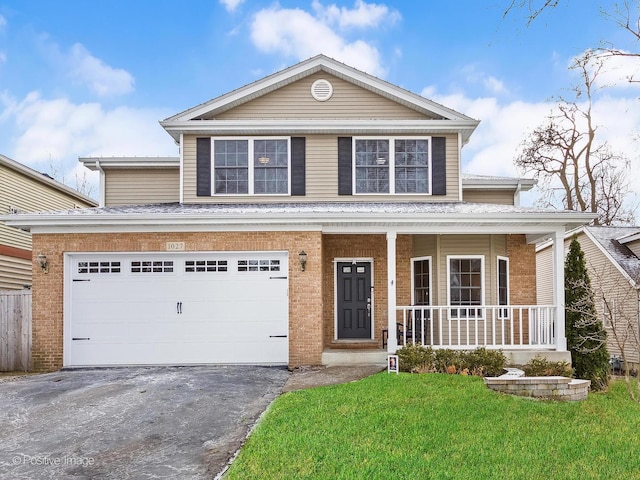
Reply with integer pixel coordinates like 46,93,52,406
448,256,484,318
497,257,509,318
213,138,290,195
354,138,431,194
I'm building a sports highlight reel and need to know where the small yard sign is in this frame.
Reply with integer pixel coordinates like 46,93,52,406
388,355,399,374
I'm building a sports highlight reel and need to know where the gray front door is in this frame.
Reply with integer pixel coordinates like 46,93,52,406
337,262,372,339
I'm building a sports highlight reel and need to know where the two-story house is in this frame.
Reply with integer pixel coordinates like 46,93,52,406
6,55,594,372
0,154,97,290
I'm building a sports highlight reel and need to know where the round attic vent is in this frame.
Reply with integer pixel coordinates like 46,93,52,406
311,79,333,101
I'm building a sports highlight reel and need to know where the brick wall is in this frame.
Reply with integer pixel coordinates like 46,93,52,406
31,231,323,371
321,234,412,347
506,234,537,343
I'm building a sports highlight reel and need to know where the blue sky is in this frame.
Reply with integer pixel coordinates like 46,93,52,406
0,0,638,205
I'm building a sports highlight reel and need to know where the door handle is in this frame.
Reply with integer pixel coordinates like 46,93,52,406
176,302,183,314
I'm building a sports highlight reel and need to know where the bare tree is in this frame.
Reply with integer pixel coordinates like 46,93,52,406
590,264,640,402
48,158,96,198
515,51,634,225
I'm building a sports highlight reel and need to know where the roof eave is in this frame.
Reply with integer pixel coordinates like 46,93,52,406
80,157,180,170
159,119,480,144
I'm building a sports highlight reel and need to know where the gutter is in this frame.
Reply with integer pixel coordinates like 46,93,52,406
96,160,106,208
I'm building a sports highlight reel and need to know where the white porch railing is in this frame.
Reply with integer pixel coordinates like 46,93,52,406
395,305,557,350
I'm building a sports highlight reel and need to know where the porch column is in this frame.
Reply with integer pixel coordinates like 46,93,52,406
386,230,398,352
552,229,567,351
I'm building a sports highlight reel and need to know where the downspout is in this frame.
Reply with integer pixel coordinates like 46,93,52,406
514,180,523,207
95,160,106,208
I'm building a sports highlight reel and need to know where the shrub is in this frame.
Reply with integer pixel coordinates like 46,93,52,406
523,355,573,377
396,347,507,377
396,343,434,373
463,348,507,377
434,349,463,373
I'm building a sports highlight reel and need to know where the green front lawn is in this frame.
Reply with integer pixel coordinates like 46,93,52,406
225,374,640,480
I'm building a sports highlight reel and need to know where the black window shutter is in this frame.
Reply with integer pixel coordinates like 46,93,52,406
291,137,306,196
432,137,446,196
337,137,352,195
196,137,211,196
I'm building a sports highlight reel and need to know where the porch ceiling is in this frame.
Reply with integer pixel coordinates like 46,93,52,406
4,202,596,239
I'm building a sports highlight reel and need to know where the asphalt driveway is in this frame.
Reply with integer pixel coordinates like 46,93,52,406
0,366,290,479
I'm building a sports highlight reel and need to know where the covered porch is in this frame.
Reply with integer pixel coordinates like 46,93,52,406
320,207,592,367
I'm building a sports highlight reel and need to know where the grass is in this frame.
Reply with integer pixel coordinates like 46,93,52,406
224,374,640,480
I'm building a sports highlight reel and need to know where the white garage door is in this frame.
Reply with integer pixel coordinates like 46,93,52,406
64,252,289,366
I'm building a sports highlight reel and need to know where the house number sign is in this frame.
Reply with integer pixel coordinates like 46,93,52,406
166,242,185,251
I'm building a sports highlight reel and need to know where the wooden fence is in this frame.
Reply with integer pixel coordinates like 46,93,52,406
0,290,32,371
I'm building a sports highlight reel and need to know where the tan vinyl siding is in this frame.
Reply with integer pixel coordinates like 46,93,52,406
462,189,515,205
0,255,31,290
182,133,461,203
536,246,554,305
626,239,640,258
0,164,93,251
213,72,432,120
105,168,180,206
577,232,640,364
412,234,507,306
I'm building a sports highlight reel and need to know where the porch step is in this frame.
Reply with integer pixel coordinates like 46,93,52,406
322,348,388,366
329,340,381,350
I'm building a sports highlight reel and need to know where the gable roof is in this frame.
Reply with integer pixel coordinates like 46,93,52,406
0,154,97,206
584,226,640,289
160,55,480,144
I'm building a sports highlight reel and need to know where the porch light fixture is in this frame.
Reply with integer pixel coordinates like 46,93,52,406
258,156,270,165
299,251,308,271
36,253,49,274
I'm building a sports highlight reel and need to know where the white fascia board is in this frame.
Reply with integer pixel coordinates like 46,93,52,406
80,157,180,170
618,231,640,244
462,177,536,191
160,119,479,144
5,210,597,234
165,55,476,124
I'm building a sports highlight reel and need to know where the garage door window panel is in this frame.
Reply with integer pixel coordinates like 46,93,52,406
78,261,122,274
238,259,281,272
131,260,174,273
185,260,228,273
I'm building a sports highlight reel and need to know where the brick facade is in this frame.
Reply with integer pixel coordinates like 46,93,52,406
31,231,537,372
31,231,323,371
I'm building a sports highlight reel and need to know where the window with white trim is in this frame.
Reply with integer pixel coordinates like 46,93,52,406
354,137,430,194
497,257,509,318
448,256,484,318
131,260,174,273
238,259,281,272
78,261,121,274
185,260,228,273
412,257,431,306
213,138,290,195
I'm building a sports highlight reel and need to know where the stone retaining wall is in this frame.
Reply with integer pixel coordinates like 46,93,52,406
484,376,590,401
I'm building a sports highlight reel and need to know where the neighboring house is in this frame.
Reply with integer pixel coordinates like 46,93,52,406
6,55,594,372
537,226,640,368
0,154,97,290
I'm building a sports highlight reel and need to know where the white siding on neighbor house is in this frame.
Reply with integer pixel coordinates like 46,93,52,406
462,189,515,205
577,232,640,364
104,168,180,206
536,246,554,305
212,72,434,120
182,133,461,203
538,232,640,364
0,255,31,290
626,239,640,258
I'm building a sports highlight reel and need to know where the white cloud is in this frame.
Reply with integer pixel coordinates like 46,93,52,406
66,43,135,97
312,0,400,29
250,5,384,76
4,91,176,195
219,0,244,13
424,87,640,209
